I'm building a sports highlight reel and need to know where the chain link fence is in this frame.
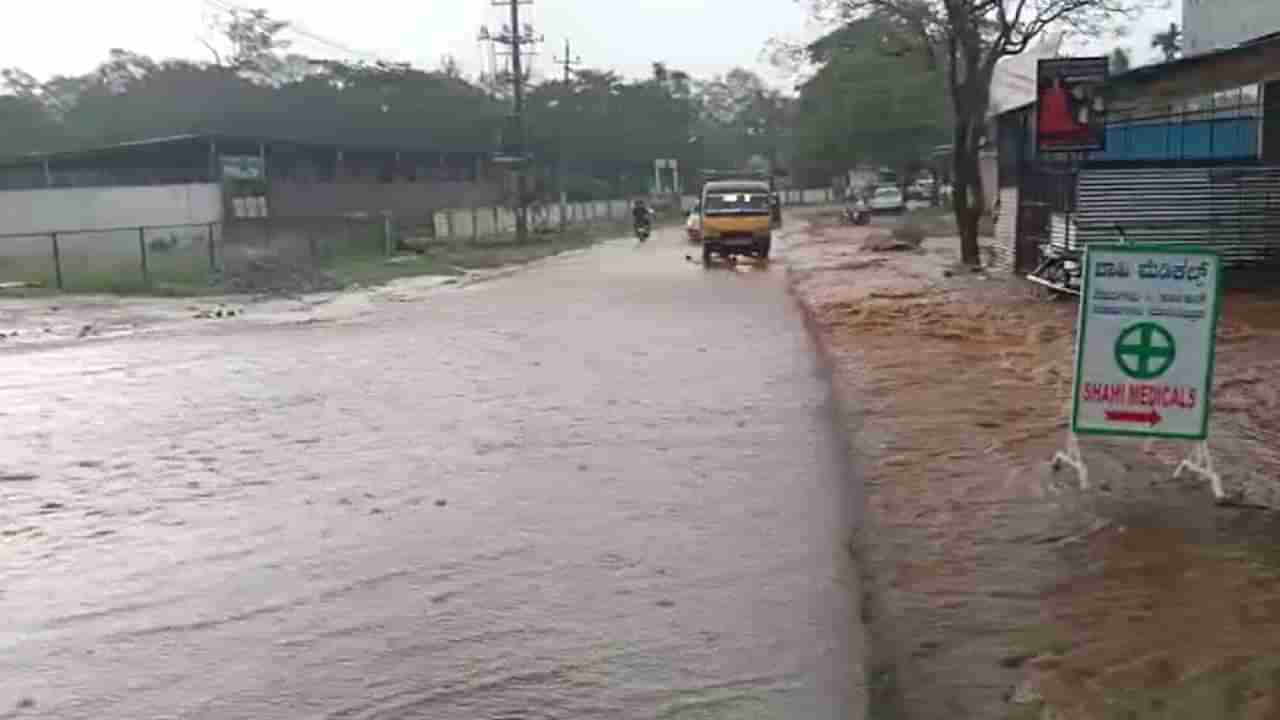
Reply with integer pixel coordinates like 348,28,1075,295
0,215,393,293
0,223,219,293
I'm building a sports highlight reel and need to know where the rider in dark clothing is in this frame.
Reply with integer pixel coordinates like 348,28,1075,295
632,200,652,229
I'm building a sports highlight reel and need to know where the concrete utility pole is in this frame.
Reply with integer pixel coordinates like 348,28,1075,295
552,38,582,228
491,0,536,242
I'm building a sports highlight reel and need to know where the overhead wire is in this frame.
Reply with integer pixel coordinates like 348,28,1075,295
199,0,397,65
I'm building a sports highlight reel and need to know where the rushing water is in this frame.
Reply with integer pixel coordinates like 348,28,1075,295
0,230,865,719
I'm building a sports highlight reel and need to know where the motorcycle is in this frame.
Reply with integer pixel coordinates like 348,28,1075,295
634,221,652,242
843,202,871,226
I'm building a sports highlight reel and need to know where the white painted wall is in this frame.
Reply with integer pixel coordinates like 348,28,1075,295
0,184,222,236
1184,0,1280,55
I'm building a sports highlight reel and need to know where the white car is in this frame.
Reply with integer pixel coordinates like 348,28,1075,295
868,186,906,213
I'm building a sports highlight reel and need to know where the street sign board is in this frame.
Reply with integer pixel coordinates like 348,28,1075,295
221,155,264,181
1036,56,1108,154
1070,245,1222,439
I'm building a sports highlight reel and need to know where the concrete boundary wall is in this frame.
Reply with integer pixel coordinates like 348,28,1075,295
416,187,837,242
0,184,222,235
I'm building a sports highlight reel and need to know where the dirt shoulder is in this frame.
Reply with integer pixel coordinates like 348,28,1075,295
783,211,1280,720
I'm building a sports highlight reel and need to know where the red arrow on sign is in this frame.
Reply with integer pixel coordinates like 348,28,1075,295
1105,409,1163,427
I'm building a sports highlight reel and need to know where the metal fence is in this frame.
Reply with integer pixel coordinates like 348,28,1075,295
0,222,219,292
1,190,840,292
0,215,394,292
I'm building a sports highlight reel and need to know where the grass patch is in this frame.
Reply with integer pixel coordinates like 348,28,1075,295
324,254,455,287
0,219,636,297
324,223,622,287
1016,625,1076,658
1088,656,1280,720
0,253,220,296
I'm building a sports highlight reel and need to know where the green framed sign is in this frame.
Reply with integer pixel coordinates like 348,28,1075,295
1070,245,1222,440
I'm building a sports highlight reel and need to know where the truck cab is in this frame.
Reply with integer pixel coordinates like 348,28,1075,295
699,180,773,265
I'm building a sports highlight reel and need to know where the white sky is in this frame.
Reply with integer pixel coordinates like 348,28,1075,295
0,0,822,85
0,1,1177,86
1069,2,1182,65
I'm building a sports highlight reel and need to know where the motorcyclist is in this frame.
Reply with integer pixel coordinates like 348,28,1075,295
632,199,653,232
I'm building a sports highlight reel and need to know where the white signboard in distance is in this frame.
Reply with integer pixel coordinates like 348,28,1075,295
1071,245,1222,440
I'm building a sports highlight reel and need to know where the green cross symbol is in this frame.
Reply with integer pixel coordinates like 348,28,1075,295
1115,322,1176,380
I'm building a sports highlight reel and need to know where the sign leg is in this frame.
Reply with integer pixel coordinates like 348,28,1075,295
1174,441,1225,502
1051,433,1090,490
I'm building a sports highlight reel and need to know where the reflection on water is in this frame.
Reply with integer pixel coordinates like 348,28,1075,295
0,233,863,719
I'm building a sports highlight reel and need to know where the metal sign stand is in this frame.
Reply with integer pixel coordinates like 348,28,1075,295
1052,433,1090,489
1174,441,1225,501
1050,243,1225,501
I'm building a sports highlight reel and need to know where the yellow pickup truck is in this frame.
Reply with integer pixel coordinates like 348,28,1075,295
698,180,773,265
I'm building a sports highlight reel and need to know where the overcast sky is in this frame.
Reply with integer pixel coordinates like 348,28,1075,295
1,0,821,84
2,0,1176,86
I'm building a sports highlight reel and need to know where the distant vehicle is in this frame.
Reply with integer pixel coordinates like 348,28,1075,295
699,180,773,265
869,186,906,213
685,205,702,243
632,203,654,242
844,199,871,226
908,178,935,202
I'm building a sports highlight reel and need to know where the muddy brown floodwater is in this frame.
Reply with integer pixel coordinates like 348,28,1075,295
0,228,865,720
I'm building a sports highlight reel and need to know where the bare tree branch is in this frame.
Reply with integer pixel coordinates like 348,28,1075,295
198,38,224,67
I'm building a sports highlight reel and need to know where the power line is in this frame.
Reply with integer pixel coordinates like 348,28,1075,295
477,6,542,82
200,0,394,65
553,38,581,84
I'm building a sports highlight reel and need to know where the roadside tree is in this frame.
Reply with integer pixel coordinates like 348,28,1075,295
1150,22,1183,62
810,0,1153,266
1110,47,1132,73
794,18,951,188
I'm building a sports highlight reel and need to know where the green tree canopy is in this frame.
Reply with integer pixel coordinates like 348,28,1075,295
1151,23,1183,62
0,8,792,200
793,18,951,186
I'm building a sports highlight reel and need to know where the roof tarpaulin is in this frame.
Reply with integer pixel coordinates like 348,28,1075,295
988,32,1065,117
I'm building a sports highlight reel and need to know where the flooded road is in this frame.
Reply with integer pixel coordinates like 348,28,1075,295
0,228,864,719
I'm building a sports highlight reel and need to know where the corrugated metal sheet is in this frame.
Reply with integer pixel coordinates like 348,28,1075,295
1049,213,1082,254
1073,166,1280,267
991,187,1018,272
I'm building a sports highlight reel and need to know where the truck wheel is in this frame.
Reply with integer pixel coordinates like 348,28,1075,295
702,245,713,267
759,239,772,260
